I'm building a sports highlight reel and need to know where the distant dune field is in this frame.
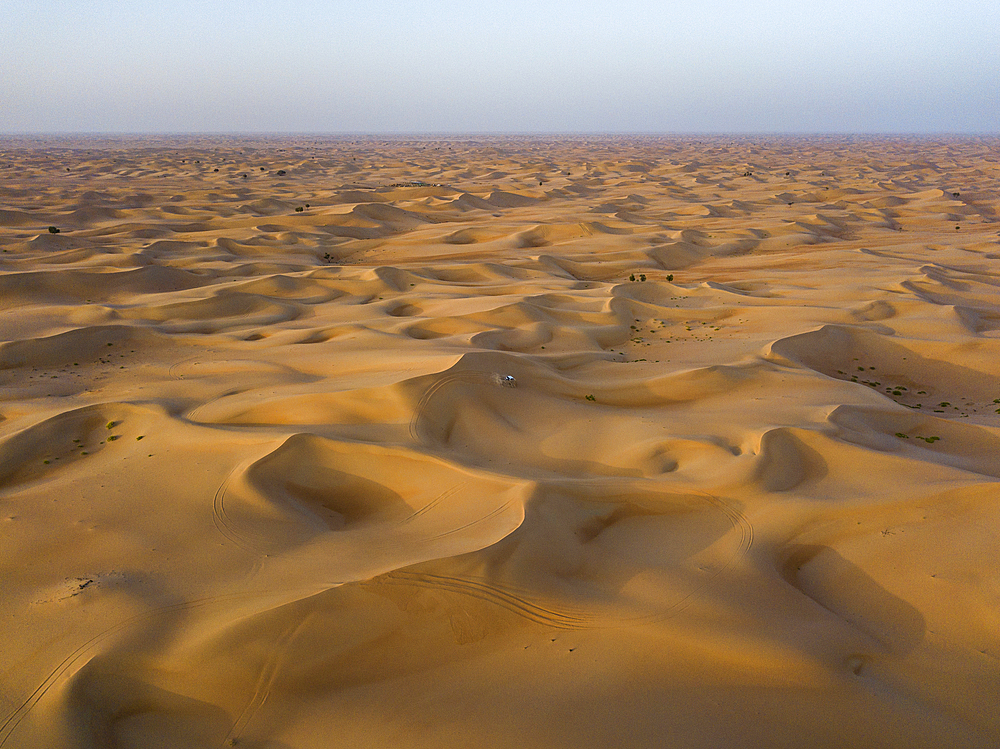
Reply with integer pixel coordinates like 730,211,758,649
1,135,998,749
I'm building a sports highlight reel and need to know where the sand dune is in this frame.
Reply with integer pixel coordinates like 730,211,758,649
1,135,999,748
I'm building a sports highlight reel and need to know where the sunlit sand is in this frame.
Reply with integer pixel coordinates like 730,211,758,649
1,135,998,748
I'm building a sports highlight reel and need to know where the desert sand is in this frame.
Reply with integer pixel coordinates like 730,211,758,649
1,134,998,748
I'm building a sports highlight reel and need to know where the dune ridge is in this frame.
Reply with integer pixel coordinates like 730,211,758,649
1,135,999,748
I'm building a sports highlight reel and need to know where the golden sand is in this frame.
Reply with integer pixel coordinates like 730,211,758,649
1,135,998,748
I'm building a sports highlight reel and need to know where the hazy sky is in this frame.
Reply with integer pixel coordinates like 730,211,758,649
3,0,998,133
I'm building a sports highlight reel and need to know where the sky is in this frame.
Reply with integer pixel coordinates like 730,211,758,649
2,0,998,134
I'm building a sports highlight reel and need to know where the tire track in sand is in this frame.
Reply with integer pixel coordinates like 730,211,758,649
379,491,753,630
212,455,268,557
428,499,517,540
381,571,593,630
220,612,315,748
0,591,265,748
409,370,517,443
401,482,466,524
630,491,754,626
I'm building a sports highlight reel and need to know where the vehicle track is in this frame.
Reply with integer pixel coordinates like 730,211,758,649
167,354,204,381
212,456,266,557
401,482,465,524
429,500,516,540
380,490,754,630
695,490,754,567
0,591,262,748
220,613,315,748
409,370,517,443
381,571,593,630
630,490,754,626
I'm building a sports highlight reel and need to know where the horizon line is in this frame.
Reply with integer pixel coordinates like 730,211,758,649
2,130,998,139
